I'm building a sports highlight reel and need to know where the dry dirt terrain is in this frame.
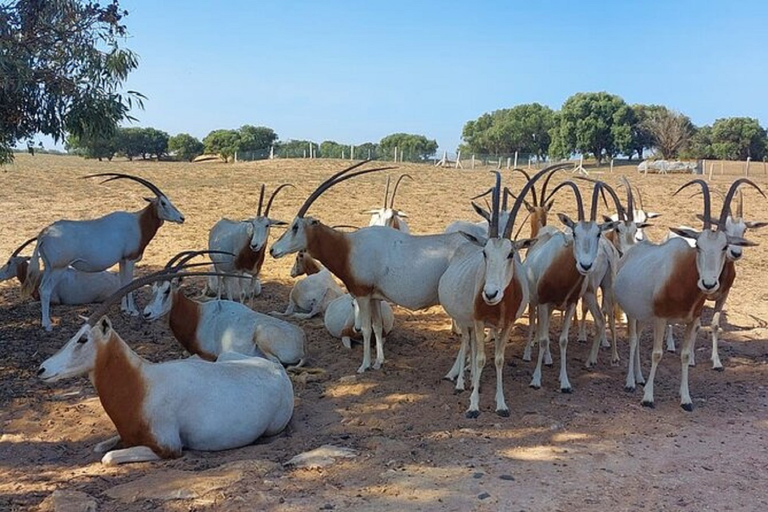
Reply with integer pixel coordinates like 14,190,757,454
1,154,768,511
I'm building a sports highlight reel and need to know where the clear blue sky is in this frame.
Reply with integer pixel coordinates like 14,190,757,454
35,0,768,153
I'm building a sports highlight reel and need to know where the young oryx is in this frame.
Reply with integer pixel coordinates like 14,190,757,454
38,288,294,465
22,173,184,330
325,293,395,349
207,183,292,303
615,178,761,410
665,189,768,370
143,251,306,366
439,170,541,418
365,174,413,232
270,160,473,373
272,250,345,319
524,180,621,392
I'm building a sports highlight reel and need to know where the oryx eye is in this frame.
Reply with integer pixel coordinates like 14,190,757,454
292,224,298,233
77,336,87,344
507,252,514,259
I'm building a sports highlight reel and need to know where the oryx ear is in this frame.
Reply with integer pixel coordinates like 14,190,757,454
726,235,758,247
695,214,716,225
396,210,408,218
471,202,491,223
545,200,555,212
602,214,614,223
362,209,380,214
459,231,486,247
637,222,652,229
646,212,662,219
77,314,89,322
669,227,700,240
524,201,535,213
514,238,536,250
599,220,620,232
745,220,768,229
309,218,320,226
557,213,576,229
269,218,288,227
143,197,154,203
98,316,112,335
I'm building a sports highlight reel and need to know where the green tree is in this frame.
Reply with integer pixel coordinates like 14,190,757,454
65,133,116,161
275,139,315,158
461,103,556,159
1,0,142,164
203,129,240,162
551,92,635,163
641,108,694,159
237,125,277,153
710,117,766,160
142,127,169,159
627,105,666,160
379,133,438,162
115,127,147,160
356,142,379,160
319,140,345,158
169,133,204,161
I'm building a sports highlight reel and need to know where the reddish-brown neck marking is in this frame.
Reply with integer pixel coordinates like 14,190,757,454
168,290,213,360
128,203,163,260
301,253,323,275
537,246,583,306
16,260,40,300
529,207,547,239
653,249,707,320
711,260,736,302
474,274,525,327
235,244,266,274
305,222,372,296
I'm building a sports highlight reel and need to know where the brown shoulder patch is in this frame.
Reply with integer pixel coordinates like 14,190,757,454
128,204,162,260
473,274,525,327
306,223,372,296
234,244,266,274
653,250,706,320
537,247,583,306
168,291,214,360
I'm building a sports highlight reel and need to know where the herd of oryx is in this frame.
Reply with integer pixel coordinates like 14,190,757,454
2,161,765,466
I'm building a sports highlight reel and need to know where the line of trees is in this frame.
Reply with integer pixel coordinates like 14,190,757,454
462,93,767,163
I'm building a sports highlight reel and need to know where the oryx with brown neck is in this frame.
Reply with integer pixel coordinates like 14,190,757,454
523,179,621,392
207,183,292,303
22,173,184,330
615,178,761,410
37,292,293,465
438,169,542,417
270,161,468,373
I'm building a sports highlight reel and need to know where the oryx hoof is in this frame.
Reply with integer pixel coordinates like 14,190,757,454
529,383,541,390
356,364,369,374
561,387,573,394
641,400,655,408
713,366,724,372
680,403,693,412
624,385,635,393
496,408,510,418
465,410,480,419
372,360,383,370
453,387,464,395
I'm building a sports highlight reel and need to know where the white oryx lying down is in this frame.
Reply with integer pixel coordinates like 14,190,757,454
38,316,293,465
142,251,306,366
324,293,394,349
23,173,185,330
1,237,121,304
272,250,344,319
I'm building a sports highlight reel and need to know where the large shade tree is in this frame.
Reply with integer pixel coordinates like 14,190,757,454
710,117,766,161
0,0,143,163
461,103,556,159
379,133,438,162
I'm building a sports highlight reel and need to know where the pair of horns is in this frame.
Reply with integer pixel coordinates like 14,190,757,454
10,237,37,258
383,174,413,209
297,160,397,218
675,178,764,231
510,167,564,208
82,172,167,198
546,178,624,222
256,183,294,217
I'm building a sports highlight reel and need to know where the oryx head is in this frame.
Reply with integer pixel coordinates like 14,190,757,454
695,190,768,262
37,319,111,382
246,183,292,252
365,174,412,231
0,237,36,282
83,172,186,224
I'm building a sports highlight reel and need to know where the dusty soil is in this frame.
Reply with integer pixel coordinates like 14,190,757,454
1,154,768,512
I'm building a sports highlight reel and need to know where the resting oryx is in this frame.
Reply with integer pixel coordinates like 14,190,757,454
366,174,413,232
22,173,184,330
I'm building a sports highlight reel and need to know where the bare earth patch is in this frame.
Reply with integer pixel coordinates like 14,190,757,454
1,154,767,511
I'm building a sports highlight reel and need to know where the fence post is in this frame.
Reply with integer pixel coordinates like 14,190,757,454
506,157,511,169
745,156,751,176
342,150,345,159
269,145,274,159
350,145,355,160
513,151,518,168
610,158,614,173
471,154,475,170
455,150,462,169
394,146,398,163
720,161,724,175
764,157,767,175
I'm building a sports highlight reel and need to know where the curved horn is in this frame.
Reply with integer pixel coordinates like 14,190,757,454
389,174,413,209
595,181,625,221
297,161,397,218
510,168,537,206
719,178,765,229
539,166,565,206
256,184,266,217
502,187,518,211
11,237,37,258
264,183,295,217
489,171,502,238
546,181,585,222
620,177,634,221
85,270,245,327
82,172,165,197
502,163,574,239
164,249,234,270
471,188,493,201
737,189,744,218
674,179,712,230
632,185,644,211
383,175,391,209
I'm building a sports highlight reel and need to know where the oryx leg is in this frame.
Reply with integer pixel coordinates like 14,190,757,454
625,318,642,391
679,318,699,411
38,268,64,331
558,302,578,393
494,324,515,417
356,298,373,373
585,292,607,368
523,303,537,362
445,324,470,391
292,289,329,320
665,325,676,353
466,321,487,418
641,318,668,408
710,294,728,371
577,299,588,342
119,260,139,315
94,435,122,453
371,300,386,370
530,304,552,389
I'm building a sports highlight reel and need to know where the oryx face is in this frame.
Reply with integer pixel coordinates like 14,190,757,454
560,214,617,275
693,230,729,292
0,256,25,281
38,322,102,382
480,238,518,306
156,195,185,224
270,217,310,258
143,281,173,320
290,251,308,278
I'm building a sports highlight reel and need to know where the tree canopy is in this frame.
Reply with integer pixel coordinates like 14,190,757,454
168,133,204,161
379,133,438,162
709,117,766,161
1,0,142,163
461,103,555,159
641,108,694,160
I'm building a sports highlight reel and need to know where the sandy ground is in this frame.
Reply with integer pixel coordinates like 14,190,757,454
1,154,768,511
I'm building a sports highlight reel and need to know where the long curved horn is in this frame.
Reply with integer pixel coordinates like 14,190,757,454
85,270,244,327
539,166,565,206
264,183,295,217
389,174,413,209
595,181,625,221
737,189,744,218
489,171,502,238
502,187,518,211
502,163,574,239
511,168,537,206
674,179,712,230
256,184,266,217
11,237,37,258
719,178,765,230
164,249,235,270
383,175,391,209
546,181,585,222
297,161,396,218
82,172,165,197
620,177,634,221
632,185,644,211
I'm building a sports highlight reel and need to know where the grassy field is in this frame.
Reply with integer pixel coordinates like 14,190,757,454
1,153,768,511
